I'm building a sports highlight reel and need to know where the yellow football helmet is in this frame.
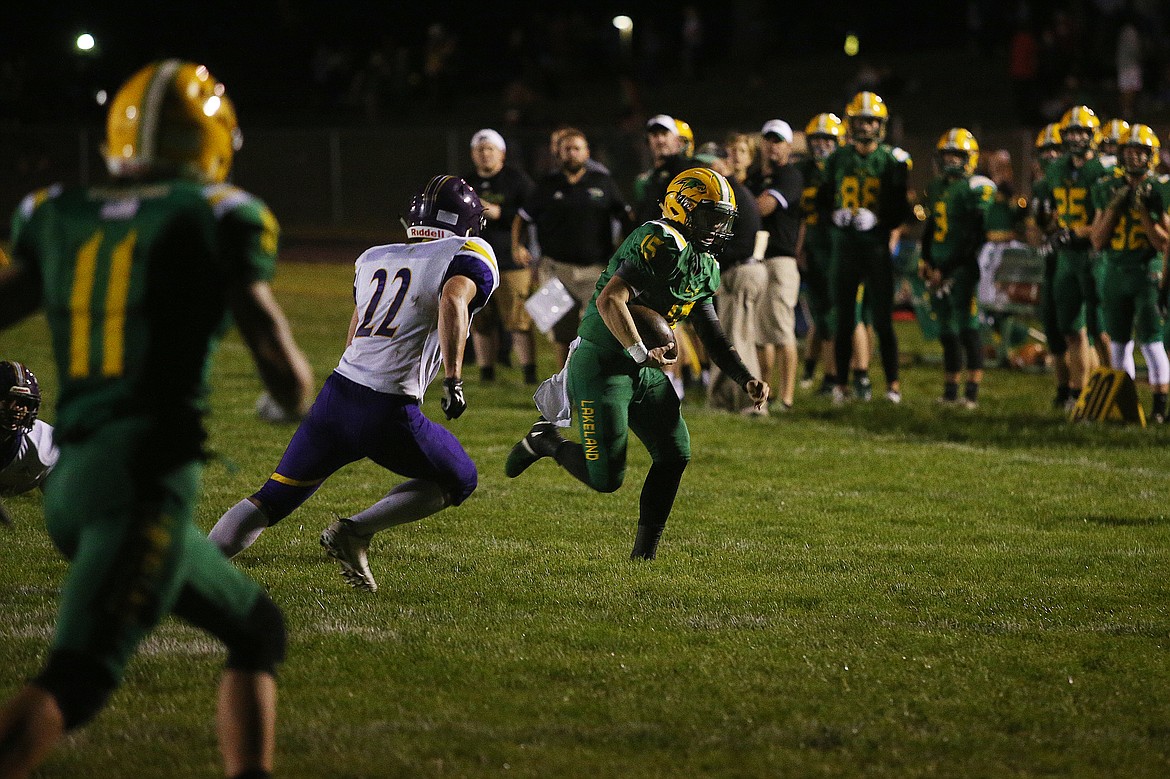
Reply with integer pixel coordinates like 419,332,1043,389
844,92,888,142
1099,119,1130,156
1121,123,1161,174
1059,105,1101,156
805,113,845,161
936,128,979,177
661,167,737,251
674,118,695,157
105,60,242,183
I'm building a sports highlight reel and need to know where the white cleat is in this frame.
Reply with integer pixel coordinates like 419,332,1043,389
320,519,377,592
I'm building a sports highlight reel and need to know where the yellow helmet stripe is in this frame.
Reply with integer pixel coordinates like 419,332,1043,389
139,59,182,169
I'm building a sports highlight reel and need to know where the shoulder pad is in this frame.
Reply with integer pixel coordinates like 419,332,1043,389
18,184,64,220
647,220,688,250
969,175,996,191
458,236,498,268
891,147,911,164
202,183,261,219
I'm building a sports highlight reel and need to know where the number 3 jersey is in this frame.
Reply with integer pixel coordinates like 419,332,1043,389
334,236,498,399
10,180,278,443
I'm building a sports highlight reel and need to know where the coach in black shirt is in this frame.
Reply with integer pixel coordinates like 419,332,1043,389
744,119,804,410
464,128,538,383
514,128,634,367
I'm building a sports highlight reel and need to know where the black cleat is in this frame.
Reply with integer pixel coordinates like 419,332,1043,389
504,419,564,478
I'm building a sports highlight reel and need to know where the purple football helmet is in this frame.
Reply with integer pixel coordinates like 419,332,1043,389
0,360,40,433
406,175,486,240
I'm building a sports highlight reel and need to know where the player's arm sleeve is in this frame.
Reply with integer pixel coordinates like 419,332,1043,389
816,157,836,220
443,242,498,313
689,298,753,387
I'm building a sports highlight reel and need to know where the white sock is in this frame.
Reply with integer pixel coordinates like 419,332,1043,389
209,499,269,558
348,479,449,536
1141,341,1170,386
1110,340,1135,378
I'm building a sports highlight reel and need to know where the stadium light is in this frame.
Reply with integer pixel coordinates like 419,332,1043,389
612,16,633,33
76,33,96,52
844,33,860,57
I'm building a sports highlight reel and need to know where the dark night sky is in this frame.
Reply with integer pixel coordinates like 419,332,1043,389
3,1,978,123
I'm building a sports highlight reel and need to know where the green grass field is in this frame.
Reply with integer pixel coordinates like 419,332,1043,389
2,260,1169,778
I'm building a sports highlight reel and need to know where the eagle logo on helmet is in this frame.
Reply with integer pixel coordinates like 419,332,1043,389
660,168,737,253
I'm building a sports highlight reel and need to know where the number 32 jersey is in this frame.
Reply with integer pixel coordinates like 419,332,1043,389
335,236,498,399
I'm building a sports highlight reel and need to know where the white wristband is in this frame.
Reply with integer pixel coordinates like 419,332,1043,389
626,341,649,364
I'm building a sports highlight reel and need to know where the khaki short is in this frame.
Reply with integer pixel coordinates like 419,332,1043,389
472,268,533,334
755,255,800,346
544,258,605,344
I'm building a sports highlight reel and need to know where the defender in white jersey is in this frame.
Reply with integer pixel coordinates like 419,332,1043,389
210,176,498,591
0,361,58,498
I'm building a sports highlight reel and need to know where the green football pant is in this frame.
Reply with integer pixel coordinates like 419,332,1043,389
43,417,264,686
567,339,691,493
1102,259,1164,345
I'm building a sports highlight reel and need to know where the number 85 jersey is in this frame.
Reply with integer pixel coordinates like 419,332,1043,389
335,236,498,399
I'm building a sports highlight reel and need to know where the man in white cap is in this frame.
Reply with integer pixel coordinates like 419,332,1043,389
745,119,804,412
633,114,694,223
464,129,538,384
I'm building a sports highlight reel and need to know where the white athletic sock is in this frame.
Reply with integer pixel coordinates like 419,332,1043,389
1110,340,1135,378
347,479,449,536
209,498,269,558
1141,341,1170,386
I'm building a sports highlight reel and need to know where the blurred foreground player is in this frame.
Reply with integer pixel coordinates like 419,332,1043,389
210,176,498,592
0,60,313,779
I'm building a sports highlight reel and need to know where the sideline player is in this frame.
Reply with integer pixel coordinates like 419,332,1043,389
210,176,498,592
504,168,769,560
1090,124,1170,421
0,361,58,498
818,91,912,403
0,59,313,779
919,129,996,407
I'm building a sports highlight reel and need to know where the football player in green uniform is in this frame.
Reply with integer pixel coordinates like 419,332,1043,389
0,60,313,778
920,129,997,407
505,168,769,560
1090,124,1170,421
797,112,845,395
1030,123,1075,407
1098,119,1130,167
1040,105,1110,407
818,91,912,403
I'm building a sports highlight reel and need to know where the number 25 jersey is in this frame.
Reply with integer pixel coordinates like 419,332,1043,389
335,236,498,399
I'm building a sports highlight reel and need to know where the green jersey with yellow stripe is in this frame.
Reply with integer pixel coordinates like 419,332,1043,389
923,174,996,272
10,179,278,442
578,220,720,353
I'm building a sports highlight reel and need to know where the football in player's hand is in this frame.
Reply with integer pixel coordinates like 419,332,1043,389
628,304,678,360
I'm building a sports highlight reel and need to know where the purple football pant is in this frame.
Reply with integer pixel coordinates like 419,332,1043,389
253,372,477,523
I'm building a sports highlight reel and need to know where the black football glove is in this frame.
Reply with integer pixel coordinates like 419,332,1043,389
1050,227,1074,248
440,378,466,419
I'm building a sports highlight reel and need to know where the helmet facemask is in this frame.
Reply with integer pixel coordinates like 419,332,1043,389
687,201,737,252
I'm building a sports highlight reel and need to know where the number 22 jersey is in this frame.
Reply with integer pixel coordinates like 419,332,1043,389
335,236,499,399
